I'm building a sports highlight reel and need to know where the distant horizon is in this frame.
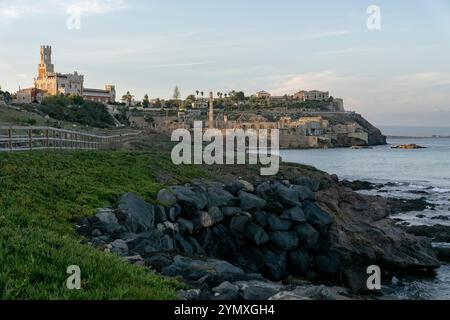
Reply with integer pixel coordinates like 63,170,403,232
1,0,450,126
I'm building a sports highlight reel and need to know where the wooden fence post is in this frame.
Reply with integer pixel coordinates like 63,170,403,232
28,129,33,150
8,128,12,151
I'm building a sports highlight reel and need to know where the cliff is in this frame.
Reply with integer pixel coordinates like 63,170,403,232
321,113,387,147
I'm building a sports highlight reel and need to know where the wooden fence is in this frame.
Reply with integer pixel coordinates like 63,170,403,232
0,126,141,152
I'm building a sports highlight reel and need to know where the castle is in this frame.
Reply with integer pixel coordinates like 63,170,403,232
16,46,116,104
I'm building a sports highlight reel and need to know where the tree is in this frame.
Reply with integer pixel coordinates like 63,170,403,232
196,90,199,97
200,91,204,98
143,94,150,108
173,86,180,101
122,91,134,107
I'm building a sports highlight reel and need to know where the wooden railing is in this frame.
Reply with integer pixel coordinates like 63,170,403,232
0,126,141,152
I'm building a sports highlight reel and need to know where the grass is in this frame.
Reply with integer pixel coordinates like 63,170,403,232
0,150,206,299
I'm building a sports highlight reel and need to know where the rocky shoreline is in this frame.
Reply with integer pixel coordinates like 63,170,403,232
76,171,440,300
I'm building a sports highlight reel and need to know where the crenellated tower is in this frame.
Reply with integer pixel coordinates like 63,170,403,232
38,45,54,79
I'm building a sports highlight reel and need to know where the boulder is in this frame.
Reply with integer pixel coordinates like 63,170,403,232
146,253,174,272
75,218,91,236
110,239,129,255
269,231,299,250
291,185,316,201
251,210,267,228
294,223,319,249
177,218,194,235
238,180,255,193
222,207,242,216
273,182,302,207
117,193,155,233
93,208,123,233
154,205,168,223
174,234,194,254
239,191,267,211
166,204,182,222
269,291,311,300
232,247,265,273
266,214,291,231
262,249,287,281
287,251,311,275
303,201,332,235
157,189,177,207
207,188,237,207
244,223,270,245
194,208,224,229
242,285,278,300
170,185,208,213
212,281,240,300
314,254,341,277
294,177,321,192
281,206,306,223
291,285,350,300
224,181,245,195
230,215,251,234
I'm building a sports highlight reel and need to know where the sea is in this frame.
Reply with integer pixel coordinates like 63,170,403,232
280,126,450,300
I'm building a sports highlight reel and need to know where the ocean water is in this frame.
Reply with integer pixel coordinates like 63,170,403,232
280,137,450,300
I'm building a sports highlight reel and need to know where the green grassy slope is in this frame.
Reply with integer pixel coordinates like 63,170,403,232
0,150,205,299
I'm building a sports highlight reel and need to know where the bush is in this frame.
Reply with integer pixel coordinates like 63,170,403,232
40,96,115,128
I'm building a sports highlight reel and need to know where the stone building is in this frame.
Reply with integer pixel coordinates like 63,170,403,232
294,90,329,102
18,45,115,104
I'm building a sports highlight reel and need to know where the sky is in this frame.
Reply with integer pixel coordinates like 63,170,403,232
1,0,450,126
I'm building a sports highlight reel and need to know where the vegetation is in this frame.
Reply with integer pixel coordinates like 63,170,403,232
39,95,115,128
0,150,206,299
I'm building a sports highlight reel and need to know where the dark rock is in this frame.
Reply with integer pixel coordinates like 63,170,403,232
343,268,372,293
166,204,182,222
388,197,435,215
294,177,321,192
117,193,155,233
251,210,267,228
194,208,223,229
174,234,194,254
340,180,378,191
187,236,205,255
291,185,316,201
230,215,251,234
262,249,287,281
75,218,91,236
200,273,264,288
232,247,265,273
170,185,208,213
314,254,341,277
157,189,177,207
269,231,299,250
93,208,123,233
294,223,319,249
434,245,450,262
110,239,129,255
303,201,332,235
239,191,267,211
242,286,278,301
266,214,291,231
281,206,307,223
224,181,246,195
146,253,174,272
244,223,270,245
288,251,311,276
177,218,194,235
222,206,242,216
212,282,241,300
154,205,168,223
161,234,175,251
404,224,450,242
207,188,237,207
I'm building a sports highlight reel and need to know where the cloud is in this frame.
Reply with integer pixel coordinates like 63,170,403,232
295,30,351,40
0,0,128,19
67,0,128,15
147,61,215,69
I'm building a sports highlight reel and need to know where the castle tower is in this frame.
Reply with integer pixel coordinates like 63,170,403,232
38,45,54,79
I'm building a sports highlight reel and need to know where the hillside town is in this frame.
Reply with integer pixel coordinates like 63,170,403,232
0,45,386,149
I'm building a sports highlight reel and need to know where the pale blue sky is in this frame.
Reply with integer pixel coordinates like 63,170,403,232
1,0,450,126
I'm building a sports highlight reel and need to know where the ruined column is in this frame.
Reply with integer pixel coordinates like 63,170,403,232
209,91,214,129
